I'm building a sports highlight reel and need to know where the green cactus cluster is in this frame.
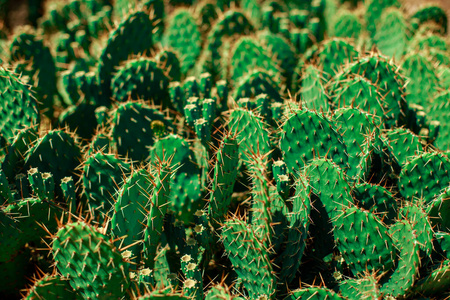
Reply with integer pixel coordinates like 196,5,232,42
1,0,450,299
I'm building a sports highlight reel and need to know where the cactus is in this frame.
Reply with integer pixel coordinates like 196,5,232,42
24,130,81,197
353,183,397,225
365,0,400,38
163,8,202,77
426,91,450,150
10,29,57,116
2,0,450,298
286,287,345,300
0,67,39,143
315,38,358,80
332,9,362,39
82,152,130,216
52,221,130,299
334,206,396,277
97,11,155,106
24,273,76,300
280,109,349,172
207,133,239,226
111,57,170,106
221,218,276,299
298,65,329,111
401,52,439,107
112,102,172,161
380,219,420,297
411,4,447,34
374,8,410,60
398,152,450,205
382,127,423,167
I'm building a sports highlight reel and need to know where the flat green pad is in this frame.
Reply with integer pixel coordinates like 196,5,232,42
52,222,130,299
398,152,450,204
280,110,349,173
334,207,396,277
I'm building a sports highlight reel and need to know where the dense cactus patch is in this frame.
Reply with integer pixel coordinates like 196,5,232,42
0,0,450,299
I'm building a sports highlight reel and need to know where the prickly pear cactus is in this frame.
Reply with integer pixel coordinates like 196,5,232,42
2,1,450,299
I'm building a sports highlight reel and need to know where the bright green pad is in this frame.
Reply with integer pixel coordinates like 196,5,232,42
306,158,353,260
82,152,130,214
374,8,410,61
353,183,397,225
221,219,276,299
307,159,354,221
332,9,361,39
427,185,450,232
143,165,171,268
333,107,382,182
329,75,387,125
112,102,171,161
150,135,202,224
208,133,239,226
299,65,329,111
277,174,311,284
398,152,450,204
339,275,381,299
232,70,282,103
24,274,75,300
427,91,450,150
268,185,290,255
315,38,358,79
111,58,170,105
24,130,81,193
247,154,272,248
285,287,345,300
0,67,39,143
163,8,201,76
111,168,155,260
380,220,420,297
97,11,154,105
328,55,407,128
400,203,434,258
365,0,400,37
280,110,349,173
228,36,281,85
401,52,439,107
383,128,423,166
334,207,396,277
228,108,271,164
53,222,130,299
